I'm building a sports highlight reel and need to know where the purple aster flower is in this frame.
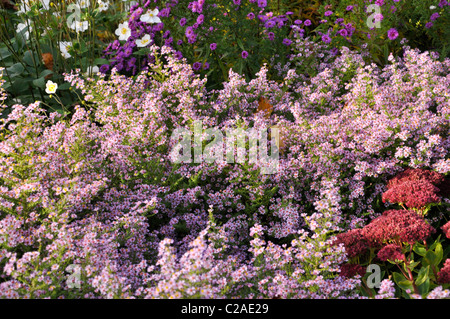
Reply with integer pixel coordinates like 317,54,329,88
180,18,187,26
324,10,333,16
339,29,348,37
321,34,332,44
304,19,311,26
438,0,448,8
233,0,241,5
425,22,433,28
430,12,440,21
247,12,255,19
99,64,110,73
187,33,197,43
197,14,204,25
257,0,267,8
210,43,217,50
241,50,248,59
177,39,183,45
387,28,398,40
265,20,276,28
185,26,195,37
282,38,292,46
346,5,354,11
294,19,302,24
193,62,202,70
174,51,183,60
267,32,275,41
203,62,209,70
124,47,133,57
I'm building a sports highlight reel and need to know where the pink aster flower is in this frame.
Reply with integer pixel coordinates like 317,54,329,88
387,28,399,40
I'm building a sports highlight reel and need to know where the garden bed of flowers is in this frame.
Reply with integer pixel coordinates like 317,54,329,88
0,0,449,299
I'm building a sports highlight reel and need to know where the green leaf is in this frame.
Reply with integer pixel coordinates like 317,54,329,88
417,278,430,297
58,82,71,90
415,266,429,286
23,50,39,67
93,58,109,65
32,77,46,89
236,38,245,51
6,63,25,76
39,69,53,79
435,242,443,266
407,260,420,271
425,251,437,266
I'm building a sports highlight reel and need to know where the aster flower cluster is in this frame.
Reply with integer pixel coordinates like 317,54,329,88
0,41,449,299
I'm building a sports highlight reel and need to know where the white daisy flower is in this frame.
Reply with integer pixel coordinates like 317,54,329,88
115,21,131,41
140,9,162,24
59,41,72,59
135,34,151,47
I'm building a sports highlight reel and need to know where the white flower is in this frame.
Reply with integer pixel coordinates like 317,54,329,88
18,0,32,14
84,65,99,76
59,41,72,59
430,5,436,9
115,21,131,41
97,0,109,11
45,80,58,94
16,20,32,39
70,20,89,33
140,9,162,24
78,0,90,8
135,34,151,47
41,0,50,10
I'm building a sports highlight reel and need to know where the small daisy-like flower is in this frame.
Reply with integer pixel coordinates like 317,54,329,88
141,8,162,24
135,34,152,47
115,21,131,41
45,80,58,94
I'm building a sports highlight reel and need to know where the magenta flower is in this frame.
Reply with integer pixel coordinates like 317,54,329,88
210,43,217,50
430,12,440,21
322,34,332,43
387,28,398,40
324,10,333,16
282,38,292,46
241,51,248,59
304,19,311,26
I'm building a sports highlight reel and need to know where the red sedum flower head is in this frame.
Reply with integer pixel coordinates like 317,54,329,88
437,259,450,284
377,243,404,262
382,179,441,208
339,263,366,278
362,210,435,247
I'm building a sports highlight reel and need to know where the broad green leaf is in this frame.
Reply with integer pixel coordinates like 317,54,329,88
39,69,53,79
32,77,46,89
425,251,437,266
415,266,429,286
6,63,25,76
417,278,430,297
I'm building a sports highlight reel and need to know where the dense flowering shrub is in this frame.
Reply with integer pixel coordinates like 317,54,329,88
0,38,449,299
313,0,450,64
102,0,297,89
